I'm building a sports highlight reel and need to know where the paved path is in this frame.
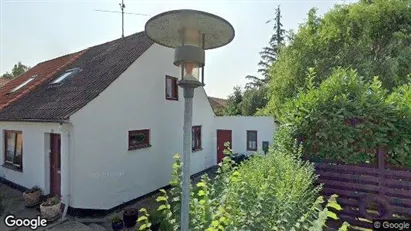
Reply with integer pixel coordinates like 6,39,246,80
0,166,218,230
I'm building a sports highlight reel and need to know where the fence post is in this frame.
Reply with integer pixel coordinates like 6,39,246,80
377,146,386,197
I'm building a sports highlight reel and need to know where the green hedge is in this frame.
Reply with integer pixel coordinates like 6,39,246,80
280,68,411,168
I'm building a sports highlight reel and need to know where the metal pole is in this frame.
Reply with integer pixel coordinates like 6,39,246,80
181,87,194,231
120,0,125,38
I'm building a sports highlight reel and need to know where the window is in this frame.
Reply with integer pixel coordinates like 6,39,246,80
192,126,202,152
4,130,23,171
165,75,178,100
10,76,36,93
128,129,151,150
51,68,80,84
246,130,257,151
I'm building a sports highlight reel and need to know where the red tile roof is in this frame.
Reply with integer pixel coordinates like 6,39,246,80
0,51,86,110
208,96,228,111
0,32,153,122
0,78,10,88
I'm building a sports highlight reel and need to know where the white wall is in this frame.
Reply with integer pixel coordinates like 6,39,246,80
213,116,276,155
69,44,216,210
0,122,63,194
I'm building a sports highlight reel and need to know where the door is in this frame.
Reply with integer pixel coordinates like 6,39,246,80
50,134,61,196
217,130,232,163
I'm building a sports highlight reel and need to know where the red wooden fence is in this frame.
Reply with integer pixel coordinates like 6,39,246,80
313,148,411,230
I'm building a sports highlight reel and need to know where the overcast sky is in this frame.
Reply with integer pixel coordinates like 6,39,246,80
0,0,357,98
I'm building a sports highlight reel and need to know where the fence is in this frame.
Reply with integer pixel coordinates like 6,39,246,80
313,147,411,230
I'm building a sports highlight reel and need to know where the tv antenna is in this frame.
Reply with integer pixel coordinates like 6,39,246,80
94,0,150,38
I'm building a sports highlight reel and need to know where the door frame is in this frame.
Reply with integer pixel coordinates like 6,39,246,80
216,129,232,163
49,133,61,197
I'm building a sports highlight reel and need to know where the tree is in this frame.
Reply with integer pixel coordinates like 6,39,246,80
213,105,226,116
257,5,286,81
241,86,269,116
224,86,243,116
243,5,286,111
244,75,265,90
1,62,29,79
265,0,411,120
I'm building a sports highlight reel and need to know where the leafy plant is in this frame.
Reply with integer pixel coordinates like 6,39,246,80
137,144,348,230
265,0,411,119
42,195,60,206
279,68,411,168
112,215,122,223
26,185,42,194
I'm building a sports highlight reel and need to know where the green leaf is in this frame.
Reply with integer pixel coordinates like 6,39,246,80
326,211,339,220
156,196,167,202
158,205,168,211
137,216,148,222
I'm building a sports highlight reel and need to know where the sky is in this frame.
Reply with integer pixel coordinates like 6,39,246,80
0,0,357,98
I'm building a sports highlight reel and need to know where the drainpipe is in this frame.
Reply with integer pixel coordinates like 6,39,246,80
59,123,71,220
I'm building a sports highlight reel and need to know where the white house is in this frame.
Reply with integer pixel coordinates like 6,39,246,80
0,32,275,213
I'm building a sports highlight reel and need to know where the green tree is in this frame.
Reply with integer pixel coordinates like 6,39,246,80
265,0,411,120
258,5,285,81
1,62,29,79
241,86,269,116
213,105,226,116
224,86,243,115
245,5,285,90
280,68,411,168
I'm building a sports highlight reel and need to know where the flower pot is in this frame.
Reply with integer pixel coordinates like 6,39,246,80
123,208,138,227
40,201,62,220
23,190,42,207
111,220,124,231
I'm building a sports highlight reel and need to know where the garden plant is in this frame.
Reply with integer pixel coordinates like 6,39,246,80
137,142,349,230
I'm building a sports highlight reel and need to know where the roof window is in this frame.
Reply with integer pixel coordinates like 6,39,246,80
51,68,80,84
10,75,37,93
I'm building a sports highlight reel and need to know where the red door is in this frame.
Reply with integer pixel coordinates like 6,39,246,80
217,130,232,163
50,134,61,197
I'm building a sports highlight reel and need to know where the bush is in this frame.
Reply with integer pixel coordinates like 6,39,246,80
137,144,349,230
280,68,411,168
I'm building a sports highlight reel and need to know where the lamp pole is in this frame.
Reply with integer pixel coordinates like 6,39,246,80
145,10,235,231
180,86,195,230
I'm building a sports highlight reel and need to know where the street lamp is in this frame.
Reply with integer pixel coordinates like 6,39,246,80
145,9,235,231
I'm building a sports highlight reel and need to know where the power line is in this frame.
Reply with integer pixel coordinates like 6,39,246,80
94,0,150,38
94,9,150,16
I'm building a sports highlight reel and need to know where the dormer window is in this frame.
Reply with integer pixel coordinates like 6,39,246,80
10,75,37,93
51,68,80,84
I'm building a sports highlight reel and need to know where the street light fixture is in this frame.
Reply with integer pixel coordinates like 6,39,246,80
145,9,235,231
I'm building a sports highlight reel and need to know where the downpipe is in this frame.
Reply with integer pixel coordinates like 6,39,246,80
58,124,71,221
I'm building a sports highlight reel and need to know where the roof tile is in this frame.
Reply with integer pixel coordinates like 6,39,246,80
0,51,85,110
0,32,153,122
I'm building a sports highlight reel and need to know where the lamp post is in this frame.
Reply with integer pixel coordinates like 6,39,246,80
145,9,234,231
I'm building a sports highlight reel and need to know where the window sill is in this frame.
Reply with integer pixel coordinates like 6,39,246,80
166,97,178,101
192,148,203,153
247,149,257,152
128,144,152,151
2,163,22,172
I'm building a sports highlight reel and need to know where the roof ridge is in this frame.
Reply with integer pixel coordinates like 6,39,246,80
36,51,83,66
88,31,146,50
0,49,88,110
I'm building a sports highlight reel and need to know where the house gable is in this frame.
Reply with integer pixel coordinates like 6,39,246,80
0,32,153,122
67,43,216,209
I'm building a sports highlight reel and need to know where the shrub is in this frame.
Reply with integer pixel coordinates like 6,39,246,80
112,215,122,223
42,196,60,206
137,145,348,230
281,68,411,168
26,185,42,194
